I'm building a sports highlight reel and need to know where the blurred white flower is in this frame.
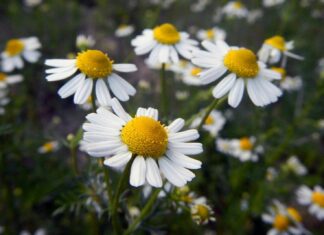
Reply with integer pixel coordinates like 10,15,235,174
191,110,226,137
266,167,278,181
247,9,263,24
190,196,216,225
175,90,189,100
270,67,303,91
38,141,59,154
263,0,285,7
222,1,249,19
76,34,95,50
283,156,307,176
196,27,226,42
1,37,41,72
0,89,10,115
115,24,135,37
190,0,210,12
296,185,324,220
0,72,23,88
24,0,42,7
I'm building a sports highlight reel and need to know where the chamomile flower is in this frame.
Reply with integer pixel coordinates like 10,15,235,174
263,0,285,7
115,24,135,37
131,23,198,65
191,197,216,225
262,200,305,235
24,0,43,7
296,185,324,220
0,89,10,115
38,141,59,154
0,72,23,88
216,136,263,162
222,1,248,19
179,63,204,86
283,156,307,176
270,67,303,91
258,36,304,64
1,37,41,72
197,27,226,42
76,34,95,50
82,98,202,188
191,110,226,137
45,49,137,106
192,40,283,107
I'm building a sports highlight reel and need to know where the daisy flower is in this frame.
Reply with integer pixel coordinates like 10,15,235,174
216,136,263,162
262,200,305,235
192,40,283,107
115,24,135,38
222,1,248,19
179,63,203,86
263,0,285,7
270,67,303,91
0,72,23,88
131,23,198,65
38,141,59,154
45,49,137,106
1,37,41,72
76,34,95,50
191,110,226,137
296,185,324,220
82,98,202,188
282,156,307,176
196,27,226,42
24,0,42,7
258,36,304,64
0,88,10,115
190,196,216,225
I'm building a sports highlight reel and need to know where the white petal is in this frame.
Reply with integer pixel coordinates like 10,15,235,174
166,150,202,169
58,73,85,98
96,79,111,106
113,64,138,73
212,73,236,98
158,157,186,187
45,59,76,67
168,142,203,155
228,78,244,108
46,67,78,82
145,158,162,187
144,108,158,120
110,98,132,122
74,79,93,104
130,156,146,187
158,45,170,63
199,66,227,84
247,79,262,106
7,75,23,84
168,129,199,143
104,152,132,168
167,118,185,133
108,74,131,101
23,50,41,63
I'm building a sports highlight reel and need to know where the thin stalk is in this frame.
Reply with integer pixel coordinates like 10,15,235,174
197,96,227,130
124,188,161,235
111,156,135,235
160,63,167,117
91,89,97,112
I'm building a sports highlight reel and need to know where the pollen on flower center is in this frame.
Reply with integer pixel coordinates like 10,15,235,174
121,116,168,158
205,115,214,125
265,36,286,51
5,39,24,56
312,192,324,207
195,204,210,220
271,67,286,80
76,50,113,78
223,48,259,78
287,207,302,222
239,137,253,151
153,23,180,45
273,214,289,231
43,142,55,152
233,2,244,9
0,73,7,81
206,29,215,39
191,67,202,77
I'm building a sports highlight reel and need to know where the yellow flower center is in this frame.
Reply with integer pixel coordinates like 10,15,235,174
233,2,243,9
76,50,113,78
5,39,24,56
312,192,324,207
223,48,259,78
287,207,302,222
273,214,289,231
195,204,210,220
0,73,7,81
271,67,286,80
206,29,215,40
191,67,202,77
265,36,286,51
239,137,253,151
205,115,214,125
121,116,168,158
153,23,180,45
180,195,193,203
43,142,55,152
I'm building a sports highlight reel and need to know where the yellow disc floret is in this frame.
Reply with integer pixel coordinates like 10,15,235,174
5,39,24,56
206,29,215,40
76,50,113,78
273,214,289,231
233,2,244,9
265,36,286,51
312,191,324,207
205,115,214,125
191,67,202,77
121,116,168,158
194,204,210,221
239,137,253,151
287,207,302,222
0,73,7,81
43,142,55,152
223,48,259,78
271,67,286,80
153,23,180,45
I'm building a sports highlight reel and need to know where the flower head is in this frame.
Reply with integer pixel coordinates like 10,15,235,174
190,197,216,225
82,98,202,187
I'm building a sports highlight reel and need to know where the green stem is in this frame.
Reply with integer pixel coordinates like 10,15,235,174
124,188,161,235
197,96,227,130
111,156,135,235
91,89,97,112
160,63,167,117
